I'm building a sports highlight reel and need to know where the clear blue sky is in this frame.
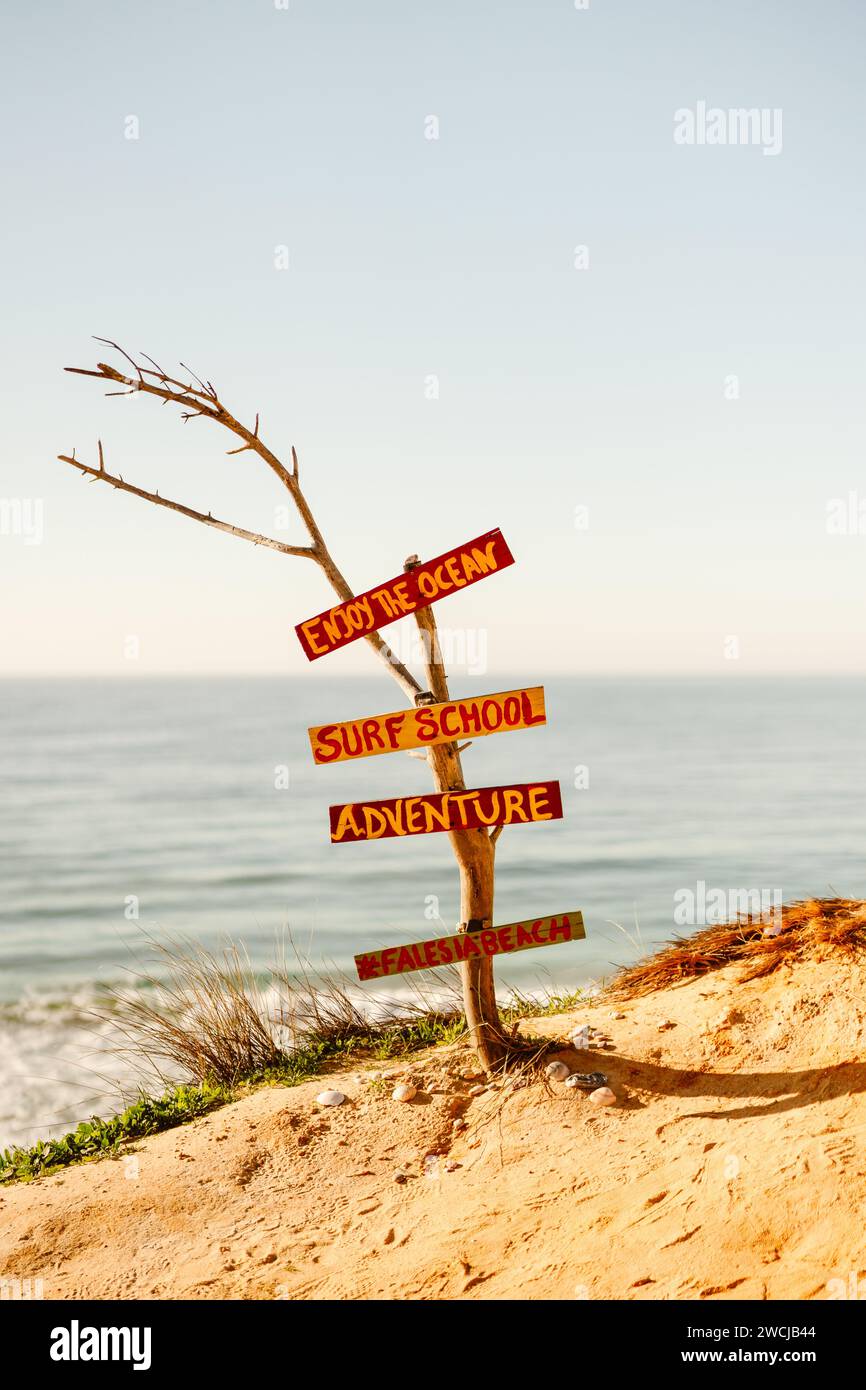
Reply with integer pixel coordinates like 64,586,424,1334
2,0,865,676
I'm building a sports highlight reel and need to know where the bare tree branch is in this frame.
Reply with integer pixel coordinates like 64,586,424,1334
58,447,316,559
60,341,424,701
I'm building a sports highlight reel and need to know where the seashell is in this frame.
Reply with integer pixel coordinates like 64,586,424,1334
565,1070,608,1091
545,1060,571,1082
316,1090,345,1107
392,1082,417,1103
588,1086,616,1107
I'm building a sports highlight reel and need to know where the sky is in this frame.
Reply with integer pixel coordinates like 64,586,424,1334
1,0,865,677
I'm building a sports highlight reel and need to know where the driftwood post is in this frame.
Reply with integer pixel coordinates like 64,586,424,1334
59,341,506,1070
404,557,504,1067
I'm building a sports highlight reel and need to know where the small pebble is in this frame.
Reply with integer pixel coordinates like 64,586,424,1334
588,1086,617,1107
392,1082,417,1103
468,1084,487,1097
545,1060,571,1082
316,1090,345,1107
611,1011,626,1020
393,1172,407,1184
445,1160,461,1173
657,1020,675,1032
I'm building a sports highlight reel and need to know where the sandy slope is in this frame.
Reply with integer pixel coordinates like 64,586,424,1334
2,954,865,1301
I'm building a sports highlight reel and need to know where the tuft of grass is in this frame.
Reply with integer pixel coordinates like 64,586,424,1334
0,1082,226,1185
611,896,866,999
107,936,290,1086
104,934,471,1092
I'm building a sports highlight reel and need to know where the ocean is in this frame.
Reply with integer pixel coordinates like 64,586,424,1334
2,674,864,1150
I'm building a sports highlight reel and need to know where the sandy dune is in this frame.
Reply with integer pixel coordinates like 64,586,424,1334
2,952,864,1301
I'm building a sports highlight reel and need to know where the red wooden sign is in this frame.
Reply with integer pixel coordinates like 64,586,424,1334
354,911,585,981
295,528,514,661
330,780,563,843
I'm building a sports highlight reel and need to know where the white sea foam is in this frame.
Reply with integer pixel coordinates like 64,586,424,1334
0,986,168,1151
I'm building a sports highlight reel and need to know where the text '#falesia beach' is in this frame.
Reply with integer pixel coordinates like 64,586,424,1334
355,911,585,981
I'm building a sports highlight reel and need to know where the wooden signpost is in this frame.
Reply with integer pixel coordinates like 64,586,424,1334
295,527,514,660
354,911,584,981
308,685,546,764
303,522,584,1004
330,780,563,843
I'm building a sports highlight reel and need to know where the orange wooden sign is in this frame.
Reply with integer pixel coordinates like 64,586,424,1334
295,528,514,661
330,780,562,843
354,911,585,981
308,686,546,765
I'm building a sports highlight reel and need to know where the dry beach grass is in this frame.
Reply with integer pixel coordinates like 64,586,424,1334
611,896,866,995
